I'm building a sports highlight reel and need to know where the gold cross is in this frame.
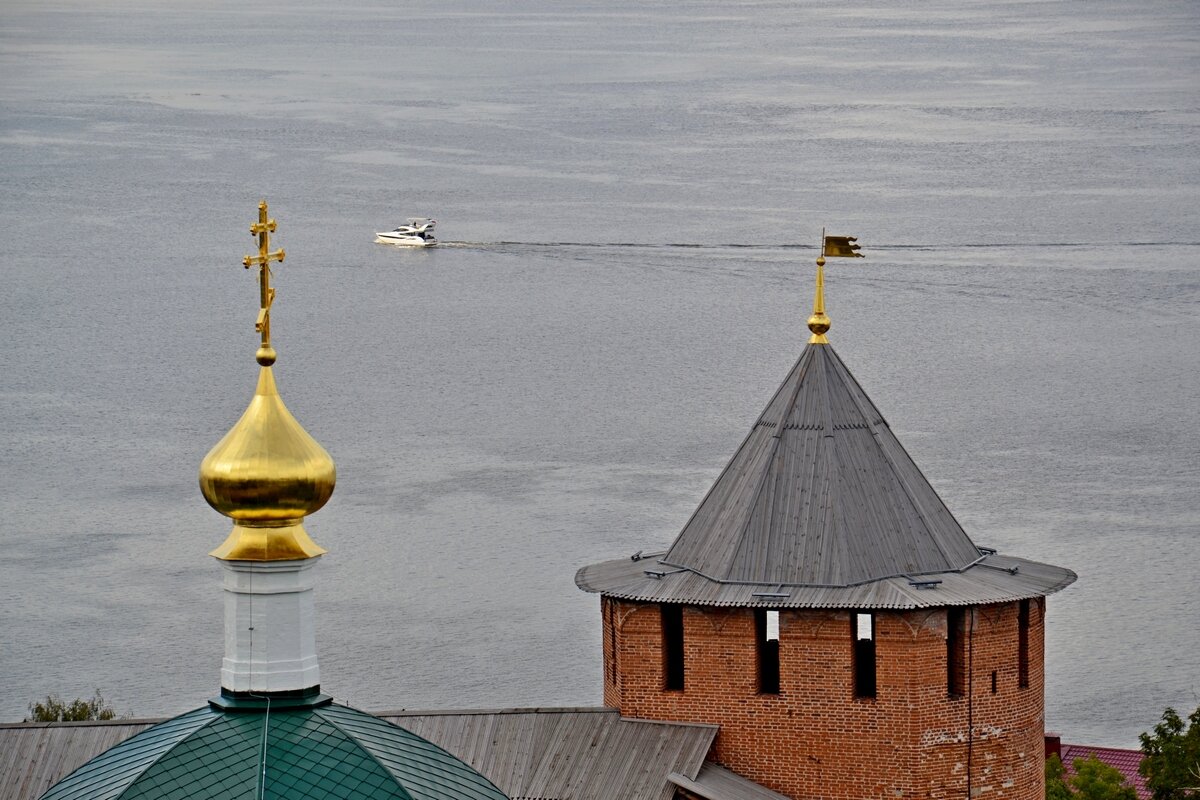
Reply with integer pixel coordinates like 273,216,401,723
242,200,285,364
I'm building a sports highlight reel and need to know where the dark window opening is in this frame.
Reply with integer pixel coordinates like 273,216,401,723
662,604,684,691
853,612,876,699
756,609,780,695
947,607,967,698
991,670,998,694
607,600,617,685
1018,599,1030,689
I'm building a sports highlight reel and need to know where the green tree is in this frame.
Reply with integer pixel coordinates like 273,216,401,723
1047,753,1074,800
25,690,121,722
1045,754,1137,800
1140,705,1200,799
1071,756,1137,800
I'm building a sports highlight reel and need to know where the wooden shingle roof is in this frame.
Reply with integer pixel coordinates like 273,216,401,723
577,342,1075,608
0,708,721,800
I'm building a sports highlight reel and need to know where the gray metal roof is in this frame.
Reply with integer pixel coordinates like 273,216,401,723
1,708,720,800
577,342,1076,608
575,551,1076,609
377,708,716,800
669,763,790,800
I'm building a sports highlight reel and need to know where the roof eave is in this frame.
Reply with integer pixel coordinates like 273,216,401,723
576,553,1077,610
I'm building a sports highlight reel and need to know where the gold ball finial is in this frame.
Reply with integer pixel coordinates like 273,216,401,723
807,310,831,337
256,346,277,366
807,254,830,344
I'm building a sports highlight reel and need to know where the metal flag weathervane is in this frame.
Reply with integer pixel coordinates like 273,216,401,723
808,228,864,345
243,200,286,366
822,231,864,259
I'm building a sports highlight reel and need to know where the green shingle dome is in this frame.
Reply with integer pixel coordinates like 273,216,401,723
40,701,509,800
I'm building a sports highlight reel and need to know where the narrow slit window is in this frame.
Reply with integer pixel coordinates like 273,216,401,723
947,607,966,698
852,612,876,699
662,604,685,691
1017,599,1030,689
607,600,617,685
756,609,780,695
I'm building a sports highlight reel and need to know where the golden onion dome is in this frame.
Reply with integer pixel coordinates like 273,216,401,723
200,365,336,561
200,365,336,520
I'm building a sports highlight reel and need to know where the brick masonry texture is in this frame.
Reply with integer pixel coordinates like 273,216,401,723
601,596,1048,800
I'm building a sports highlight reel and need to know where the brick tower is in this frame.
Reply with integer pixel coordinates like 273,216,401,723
576,244,1075,799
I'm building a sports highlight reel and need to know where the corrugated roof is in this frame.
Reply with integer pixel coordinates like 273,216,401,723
577,342,1075,607
576,550,1075,609
1,708,720,800
0,719,159,800
669,763,790,800
377,709,717,800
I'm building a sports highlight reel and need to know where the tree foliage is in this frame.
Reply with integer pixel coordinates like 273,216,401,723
1071,757,1138,800
26,690,121,722
1140,705,1200,799
1045,753,1137,800
1047,754,1074,800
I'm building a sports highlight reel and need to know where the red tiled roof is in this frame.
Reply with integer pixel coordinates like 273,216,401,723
1060,743,1148,799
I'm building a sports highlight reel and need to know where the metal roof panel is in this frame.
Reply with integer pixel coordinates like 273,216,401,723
581,342,1074,607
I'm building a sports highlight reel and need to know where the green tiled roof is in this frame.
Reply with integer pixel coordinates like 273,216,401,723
39,703,509,800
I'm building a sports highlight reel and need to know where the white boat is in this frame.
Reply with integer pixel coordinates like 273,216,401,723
375,218,437,247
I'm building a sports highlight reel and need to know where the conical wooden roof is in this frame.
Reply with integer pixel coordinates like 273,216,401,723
577,341,1076,609
661,343,982,587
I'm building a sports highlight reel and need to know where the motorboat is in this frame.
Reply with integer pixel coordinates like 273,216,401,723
375,218,437,246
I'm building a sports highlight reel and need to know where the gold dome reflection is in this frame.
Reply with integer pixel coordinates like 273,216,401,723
200,366,335,561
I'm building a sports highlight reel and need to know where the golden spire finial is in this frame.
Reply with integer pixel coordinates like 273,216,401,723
807,230,831,344
806,256,830,344
807,229,864,344
243,200,285,366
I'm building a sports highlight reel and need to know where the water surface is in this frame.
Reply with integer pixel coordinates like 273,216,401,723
1,0,1198,747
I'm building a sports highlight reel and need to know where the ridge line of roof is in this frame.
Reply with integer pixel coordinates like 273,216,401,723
98,706,222,800
762,345,820,575
615,716,720,731
0,718,164,729
826,345,975,566
314,705,424,800
815,347,841,582
826,346,958,566
664,346,818,567
371,706,616,718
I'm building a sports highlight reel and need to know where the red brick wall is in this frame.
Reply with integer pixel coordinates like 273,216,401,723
601,596,1047,800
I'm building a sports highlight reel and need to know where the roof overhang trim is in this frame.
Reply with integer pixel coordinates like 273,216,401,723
576,553,1077,610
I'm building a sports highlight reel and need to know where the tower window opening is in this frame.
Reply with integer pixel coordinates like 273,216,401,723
947,607,967,698
1018,599,1030,689
756,609,780,695
662,604,685,691
607,600,617,685
852,612,876,699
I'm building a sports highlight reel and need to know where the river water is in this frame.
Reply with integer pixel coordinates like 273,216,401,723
1,0,1197,748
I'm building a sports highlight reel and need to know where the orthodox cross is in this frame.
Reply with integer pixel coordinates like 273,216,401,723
242,200,285,364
